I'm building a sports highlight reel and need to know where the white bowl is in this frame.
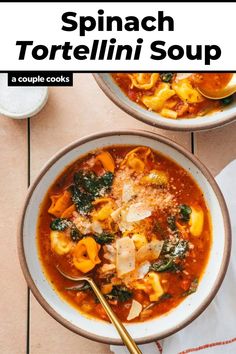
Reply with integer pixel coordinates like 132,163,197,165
94,74,236,131
0,74,48,119
18,130,231,344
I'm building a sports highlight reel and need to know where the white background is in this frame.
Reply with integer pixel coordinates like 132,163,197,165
0,2,234,71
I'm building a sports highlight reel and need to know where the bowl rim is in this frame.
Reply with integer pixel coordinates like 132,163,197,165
93,73,236,132
18,130,231,345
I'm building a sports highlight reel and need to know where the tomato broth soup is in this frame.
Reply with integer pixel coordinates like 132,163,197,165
112,73,234,119
38,145,211,323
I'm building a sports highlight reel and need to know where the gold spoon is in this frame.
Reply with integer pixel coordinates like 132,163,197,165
57,267,142,354
197,73,236,99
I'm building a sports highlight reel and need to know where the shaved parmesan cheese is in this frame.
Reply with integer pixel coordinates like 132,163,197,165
103,244,116,263
73,213,92,234
126,202,151,222
136,240,164,263
122,260,151,286
136,261,151,279
122,182,135,203
127,300,142,321
111,207,134,232
120,209,134,231
91,220,103,234
116,237,135,277
111,207,122,222
176,73,193,81
99,263,116,274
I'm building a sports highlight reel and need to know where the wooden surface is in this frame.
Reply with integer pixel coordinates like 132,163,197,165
0,73,235,354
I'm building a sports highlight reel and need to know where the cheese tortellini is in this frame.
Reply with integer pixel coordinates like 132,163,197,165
50,230,72,255
73,237,101,273
189,206,204,237
120,146,153,172
48,190,72,218
128,73,159,90
172,79,204,103
141,83,176,112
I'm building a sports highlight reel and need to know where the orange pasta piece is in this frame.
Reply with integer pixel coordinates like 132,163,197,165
120,146,153,172
48,190,72,217
127,157,145,172
92,198,115,222
96,151,115,172
61,204,76,218
73,237,101,273
92,197,113,206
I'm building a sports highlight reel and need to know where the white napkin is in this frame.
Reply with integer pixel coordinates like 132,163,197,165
111,160,236,354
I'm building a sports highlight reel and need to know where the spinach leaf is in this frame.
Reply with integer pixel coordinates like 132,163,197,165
160,73,174,83
50,218,69,231
170,240,189,258
161,239,189,259
50,217,81,242
182,278,198,296
74,171,114,197
71,171,114,214
94,232,115,245
179,204,192,222
101,172,114,188
167,216,177,231
70,185,94,214
153,221,165,237
161,239,170,255
150,258,182,273
70,226,81,242
221,95,234,106
106,286,133,302
73,170,86,186
159,293,172,300
84,171,104,196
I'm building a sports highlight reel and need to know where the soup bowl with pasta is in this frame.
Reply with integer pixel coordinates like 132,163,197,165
18,131,231,344
95,73,236,131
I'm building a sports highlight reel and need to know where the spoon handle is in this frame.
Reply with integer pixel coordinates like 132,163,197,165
87,278,142,354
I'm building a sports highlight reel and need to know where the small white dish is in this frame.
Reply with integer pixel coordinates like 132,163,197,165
0,74,48,119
